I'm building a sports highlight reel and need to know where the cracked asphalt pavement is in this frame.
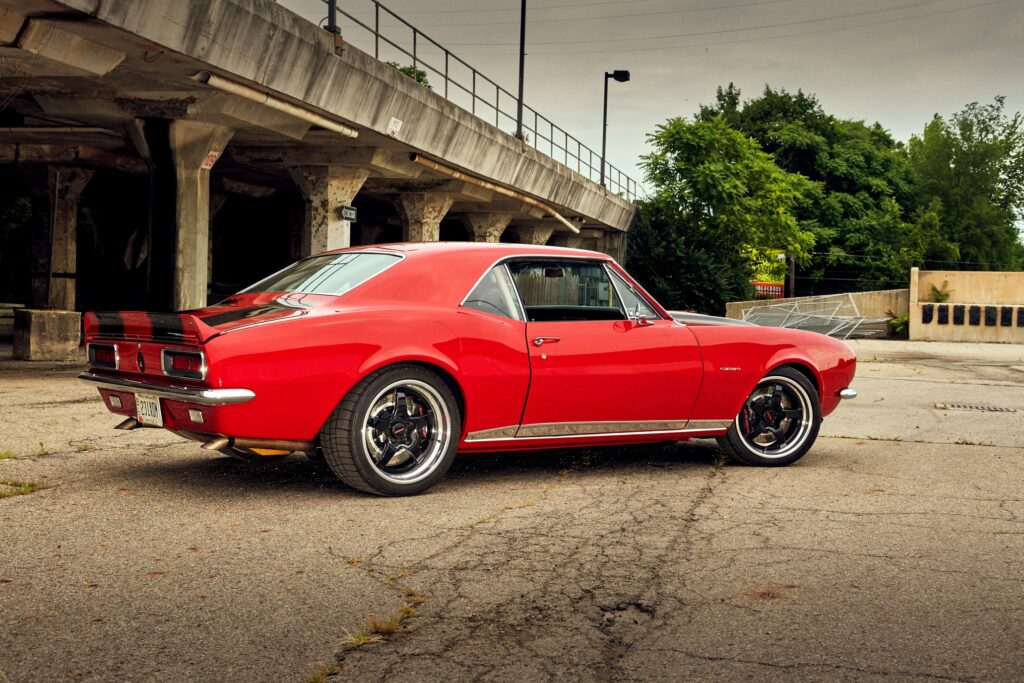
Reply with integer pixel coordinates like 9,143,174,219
1,340,1022,681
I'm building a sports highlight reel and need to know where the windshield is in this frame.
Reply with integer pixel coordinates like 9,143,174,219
240,252,401,296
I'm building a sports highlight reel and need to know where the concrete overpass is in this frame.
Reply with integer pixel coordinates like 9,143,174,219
0,0,636,338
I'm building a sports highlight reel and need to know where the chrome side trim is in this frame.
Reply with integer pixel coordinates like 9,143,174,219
464,419,733,443
517,420,688,438
838,388,857,399
78,372,255,406
685,419,734,430
465,425,519,441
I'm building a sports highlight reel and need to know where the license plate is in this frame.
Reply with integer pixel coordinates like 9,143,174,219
136,393,164,427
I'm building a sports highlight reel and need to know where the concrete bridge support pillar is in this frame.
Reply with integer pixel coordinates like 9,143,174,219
208,192,228,297
602,231,627,262
30,167,94,310
516,224,554,246
169,121,234,311
394,192,454,242
462,213,513,242
554,234,585,249
289,166,369,256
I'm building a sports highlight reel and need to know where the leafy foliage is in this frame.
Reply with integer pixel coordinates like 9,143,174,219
386,61,431,89
626,197,754,314
698,84,944,292
630,117,812,313
907,97,1024,270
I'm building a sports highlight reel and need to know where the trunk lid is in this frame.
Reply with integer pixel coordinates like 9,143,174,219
84,292,323,344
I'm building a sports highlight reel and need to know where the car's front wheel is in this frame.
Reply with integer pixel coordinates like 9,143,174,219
320,365,461,496
717,367,821,466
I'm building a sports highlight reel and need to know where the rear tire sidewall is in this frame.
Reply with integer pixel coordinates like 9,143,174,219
723,367,821,467
322,365,461,496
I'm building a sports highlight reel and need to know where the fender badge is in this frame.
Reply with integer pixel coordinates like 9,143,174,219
719,367,742,372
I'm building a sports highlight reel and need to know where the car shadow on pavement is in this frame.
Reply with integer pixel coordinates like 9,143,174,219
112,439,721,497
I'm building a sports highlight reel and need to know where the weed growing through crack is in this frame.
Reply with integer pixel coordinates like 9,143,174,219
0,479,47,500
305,661,341,682
342,629,382,650
35,442,50,457
367,612,404,635
0,450,15,460
402,587,426,606
69,441,93,453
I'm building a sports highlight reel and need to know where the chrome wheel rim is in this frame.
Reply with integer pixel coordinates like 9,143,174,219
361,379,452,485
735,375,812,459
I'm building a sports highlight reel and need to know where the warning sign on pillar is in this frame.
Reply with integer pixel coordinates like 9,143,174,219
200,151,221,170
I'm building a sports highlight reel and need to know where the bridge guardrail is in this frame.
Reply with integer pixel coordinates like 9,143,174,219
318,0,637,201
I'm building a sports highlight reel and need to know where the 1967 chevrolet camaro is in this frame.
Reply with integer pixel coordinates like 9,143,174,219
80,242,857,496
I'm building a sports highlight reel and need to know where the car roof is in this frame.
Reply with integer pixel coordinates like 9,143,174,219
318,241,619,310
321,241,612,260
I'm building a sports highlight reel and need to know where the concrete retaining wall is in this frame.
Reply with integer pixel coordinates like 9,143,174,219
909,268,1024,343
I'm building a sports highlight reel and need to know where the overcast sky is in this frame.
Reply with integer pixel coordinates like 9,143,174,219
278,0,1024,195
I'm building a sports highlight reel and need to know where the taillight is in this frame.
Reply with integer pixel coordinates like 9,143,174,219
161,349,207,380
87,343,119,369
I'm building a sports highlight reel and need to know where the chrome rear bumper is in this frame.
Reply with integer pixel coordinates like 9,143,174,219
78,372,255,406
838,387,858,399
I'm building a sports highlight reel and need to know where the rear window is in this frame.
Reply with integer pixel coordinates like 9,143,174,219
241,252,401,296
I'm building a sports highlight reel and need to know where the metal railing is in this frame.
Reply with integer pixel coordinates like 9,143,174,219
320,0,637,201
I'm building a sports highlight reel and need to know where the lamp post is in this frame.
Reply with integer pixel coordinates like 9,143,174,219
600,69,630,188
326,0,338,35
515,0,527,141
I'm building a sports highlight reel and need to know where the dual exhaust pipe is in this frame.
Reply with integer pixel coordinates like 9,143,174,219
114,417,313,455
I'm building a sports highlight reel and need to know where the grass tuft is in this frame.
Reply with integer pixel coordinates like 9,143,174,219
367,612,404,635
0,450,15,460
0,479,47,500
305,661,340,682
342,629,382,650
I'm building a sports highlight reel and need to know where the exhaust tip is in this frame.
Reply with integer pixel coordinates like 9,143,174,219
202,437,231,451
114,417,140,430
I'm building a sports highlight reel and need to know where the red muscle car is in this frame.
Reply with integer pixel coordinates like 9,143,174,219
80,242,857,496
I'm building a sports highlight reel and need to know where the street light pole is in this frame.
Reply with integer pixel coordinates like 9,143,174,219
515,0,527,141
600,70,630,188
327,0,338,36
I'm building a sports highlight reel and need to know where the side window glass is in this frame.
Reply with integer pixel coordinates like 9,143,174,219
509,261,625,322
608,268,660,320
462,265,522,320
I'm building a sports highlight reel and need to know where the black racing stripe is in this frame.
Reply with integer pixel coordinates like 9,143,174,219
147,312,188,342
199,304,289,327
94,311,125,338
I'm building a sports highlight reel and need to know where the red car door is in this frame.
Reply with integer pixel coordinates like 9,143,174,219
510,260,703,437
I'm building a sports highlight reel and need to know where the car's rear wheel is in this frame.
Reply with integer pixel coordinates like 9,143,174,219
319,365,460,496
717,367,821,466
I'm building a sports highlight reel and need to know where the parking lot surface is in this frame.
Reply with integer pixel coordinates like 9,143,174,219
1,340,1022,681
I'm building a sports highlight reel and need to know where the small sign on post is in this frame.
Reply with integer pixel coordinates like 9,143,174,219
340,205,357,222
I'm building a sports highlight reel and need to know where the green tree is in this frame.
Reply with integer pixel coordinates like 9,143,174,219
629,116,813,314
699,84,949,292
907,97,1024,270
386,61,431,89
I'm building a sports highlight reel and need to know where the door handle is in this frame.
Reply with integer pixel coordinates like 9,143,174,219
532,336,560,347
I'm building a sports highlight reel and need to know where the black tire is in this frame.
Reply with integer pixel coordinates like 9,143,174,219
717,366,821,467
319,365,461,496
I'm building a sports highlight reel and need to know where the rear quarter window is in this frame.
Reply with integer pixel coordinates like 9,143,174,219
241,252,401,296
